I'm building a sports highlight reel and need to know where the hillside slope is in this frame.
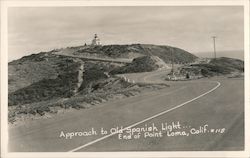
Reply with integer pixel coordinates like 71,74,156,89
9,52,63,93
110,55,168,74
178,57,244,78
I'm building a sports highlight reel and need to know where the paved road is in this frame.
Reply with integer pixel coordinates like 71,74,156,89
78,78,244,151
8,69,244,152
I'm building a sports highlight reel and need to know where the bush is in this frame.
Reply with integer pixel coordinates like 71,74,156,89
28,109,36,115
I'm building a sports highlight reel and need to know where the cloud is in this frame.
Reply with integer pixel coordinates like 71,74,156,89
8,6,244,61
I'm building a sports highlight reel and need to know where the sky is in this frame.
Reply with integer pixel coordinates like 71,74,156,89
8,6,244,61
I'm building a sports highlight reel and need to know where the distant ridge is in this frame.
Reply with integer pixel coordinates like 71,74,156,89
196,50,244,60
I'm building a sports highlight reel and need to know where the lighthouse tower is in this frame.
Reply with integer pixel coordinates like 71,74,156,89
91,34,101,46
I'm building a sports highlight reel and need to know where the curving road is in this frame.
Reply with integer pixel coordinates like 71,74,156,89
8,68,244,152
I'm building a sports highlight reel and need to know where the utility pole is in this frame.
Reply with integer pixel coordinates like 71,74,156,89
171,48,174,75
212,36,217,59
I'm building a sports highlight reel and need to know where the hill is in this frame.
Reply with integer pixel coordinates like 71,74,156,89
8,51,120,93
9,44,181,123
178,57,244,78
9,44,196,93
8,52,118,106
57,44,198,64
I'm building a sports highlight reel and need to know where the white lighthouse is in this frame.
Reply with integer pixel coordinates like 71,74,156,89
91,34,101,46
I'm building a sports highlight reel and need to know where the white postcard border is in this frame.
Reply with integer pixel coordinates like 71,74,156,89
1,0,249,158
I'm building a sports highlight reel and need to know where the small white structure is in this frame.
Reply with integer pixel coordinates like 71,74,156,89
91,34,101,46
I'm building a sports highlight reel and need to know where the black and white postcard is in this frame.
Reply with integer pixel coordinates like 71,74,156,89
1,0,249,158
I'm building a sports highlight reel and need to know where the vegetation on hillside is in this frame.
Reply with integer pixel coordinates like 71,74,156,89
8,52,80,93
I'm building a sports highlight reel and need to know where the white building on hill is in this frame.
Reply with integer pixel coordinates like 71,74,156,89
91,34,101,46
